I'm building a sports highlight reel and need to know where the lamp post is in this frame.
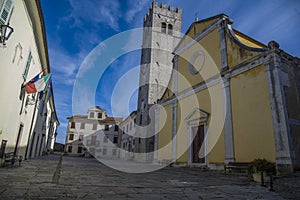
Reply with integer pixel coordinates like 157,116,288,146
0,24,14,45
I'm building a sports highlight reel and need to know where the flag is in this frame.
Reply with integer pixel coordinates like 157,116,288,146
25,74,51,94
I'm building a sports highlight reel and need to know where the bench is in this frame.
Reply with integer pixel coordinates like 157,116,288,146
224,162,249,173
3,152,23,167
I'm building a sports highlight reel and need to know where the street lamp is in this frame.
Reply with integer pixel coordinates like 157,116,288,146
0,24,14,45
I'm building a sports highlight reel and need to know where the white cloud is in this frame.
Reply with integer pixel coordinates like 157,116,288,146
65,0,121,31
126,0,151,23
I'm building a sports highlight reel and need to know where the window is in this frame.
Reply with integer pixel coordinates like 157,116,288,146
80,123,85,129
67,146,72,152
98,113,102,119
133,139,135,145
103,136,108,143
79,135,83,141
91,136,97,145
134,118,136,127
126,124,129,132
69,134,74,140
89,112,94,118
23,51,32,81
102,148,107,155
0,0,14,25
92,124,97,130
161,22,166,33
130,121,132,130
113,149,117,156
105,125,109,131
114,125,118,132
77,147,82,153
139,138,141,143
113,136,118,144
70,122,75,128
168,24,173,35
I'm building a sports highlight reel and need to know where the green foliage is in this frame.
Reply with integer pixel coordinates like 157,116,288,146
248,158,276,175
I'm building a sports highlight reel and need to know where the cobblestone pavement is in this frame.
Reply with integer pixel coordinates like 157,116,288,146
0,155,299,199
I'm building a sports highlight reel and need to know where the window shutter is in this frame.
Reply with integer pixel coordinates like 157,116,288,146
0,0,14,25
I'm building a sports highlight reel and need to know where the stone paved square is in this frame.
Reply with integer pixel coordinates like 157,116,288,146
0,155,299,199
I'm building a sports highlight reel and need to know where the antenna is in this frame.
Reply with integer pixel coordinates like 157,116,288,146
195,13,199,22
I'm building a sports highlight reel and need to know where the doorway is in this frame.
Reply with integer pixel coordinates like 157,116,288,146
191,125,205,163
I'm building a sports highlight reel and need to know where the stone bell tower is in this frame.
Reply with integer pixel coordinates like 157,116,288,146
136,1,182,161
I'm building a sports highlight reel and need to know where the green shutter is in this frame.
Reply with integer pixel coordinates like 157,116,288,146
0,0,13,25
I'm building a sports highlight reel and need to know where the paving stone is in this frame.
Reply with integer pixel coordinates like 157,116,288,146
0,155,299,199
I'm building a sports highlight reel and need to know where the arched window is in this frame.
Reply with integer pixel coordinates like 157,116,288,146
168,24,173,35
161,22,166,33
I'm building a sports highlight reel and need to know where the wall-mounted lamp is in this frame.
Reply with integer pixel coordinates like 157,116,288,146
0,24,14,45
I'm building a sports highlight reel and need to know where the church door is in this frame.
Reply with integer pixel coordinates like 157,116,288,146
192,125,205,163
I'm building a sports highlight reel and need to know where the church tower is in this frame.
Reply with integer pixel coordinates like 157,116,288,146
136,1,182,161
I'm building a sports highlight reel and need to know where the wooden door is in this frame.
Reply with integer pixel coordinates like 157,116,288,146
192,125,205,163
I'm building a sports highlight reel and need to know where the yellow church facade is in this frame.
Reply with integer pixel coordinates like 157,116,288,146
154,14,300,173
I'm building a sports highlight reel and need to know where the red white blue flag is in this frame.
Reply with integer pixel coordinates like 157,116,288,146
25,74,51,94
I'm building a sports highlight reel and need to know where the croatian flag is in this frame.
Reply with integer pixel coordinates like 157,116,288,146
25,74,51,94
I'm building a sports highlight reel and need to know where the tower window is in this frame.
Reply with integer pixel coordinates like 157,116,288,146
168,24,173,35
161,22,166,33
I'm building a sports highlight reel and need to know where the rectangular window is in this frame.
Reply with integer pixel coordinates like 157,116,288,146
89,112,94,118
114,125,118,132
77,147,82,153
103,148,107,155
91,136,97,145
23,51,32,81
105,125,109,131
98,113,102,119
67,146,72,152
0,0,14,25
113,136,118,143
70,122,75,129
69,134,74,140
126,124,128,132
79,135,84,141
80,123,85,129
92,124,97,130
103,136,108,143
130,121,132,130
112,149,117,156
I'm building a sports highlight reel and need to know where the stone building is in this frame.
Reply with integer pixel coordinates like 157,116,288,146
118,111,137,160
136,1,182,162
0,0,59,163
155,14,300,173
65,107,122,159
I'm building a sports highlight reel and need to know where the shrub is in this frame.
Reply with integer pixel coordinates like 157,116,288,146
248,158,276,175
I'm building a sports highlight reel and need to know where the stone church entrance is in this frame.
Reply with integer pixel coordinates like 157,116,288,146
192,125,205,163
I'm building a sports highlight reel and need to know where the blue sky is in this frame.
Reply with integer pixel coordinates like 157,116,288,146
40,0,300,144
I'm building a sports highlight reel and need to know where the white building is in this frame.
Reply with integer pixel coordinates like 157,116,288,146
118,111,138,160
65,107,122,159
0,0,59,163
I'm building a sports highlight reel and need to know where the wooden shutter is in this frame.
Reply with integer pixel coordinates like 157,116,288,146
0,0,14,25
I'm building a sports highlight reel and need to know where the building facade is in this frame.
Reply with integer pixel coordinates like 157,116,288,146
118,111,138,160
155,14,300,173
136,1,182,162
0,0,59,163
65,107,122,159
